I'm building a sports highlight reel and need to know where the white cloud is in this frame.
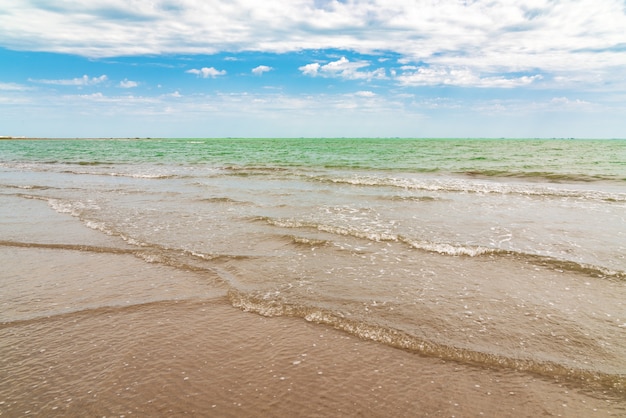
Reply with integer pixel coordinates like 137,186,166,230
299,57,386,80
30,74,108,86
186,67,226,78
0,1,625,90
78,92,104,99
395,67,542,88
252,65,273,75
550,97,592,108
119,79,138,88
1,1,623,64
299,62,321,76
0,82,31,91
482,75,543,88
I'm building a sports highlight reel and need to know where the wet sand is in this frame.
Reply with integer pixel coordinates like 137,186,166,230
1,196,625,417
3,292,624,417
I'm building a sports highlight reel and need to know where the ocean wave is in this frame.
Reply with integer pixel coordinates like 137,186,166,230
73,161,114,166
2,161,187,179
461,169,623,183
197,196,252,205
47,198,100,217
259,216,398,243
398,236,499,257
319,175,626,202
222,165,292,177
59,169,182,179
3,162,110,178
256,216,626,279
287,235,332,248
387,195,441,202
228,289,626,395
223,165,291,172
0,184,52,191
110,172,182,179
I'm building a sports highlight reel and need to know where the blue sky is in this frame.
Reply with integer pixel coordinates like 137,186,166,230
1,0,625,138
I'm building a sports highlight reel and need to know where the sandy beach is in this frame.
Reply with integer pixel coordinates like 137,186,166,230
2,190,625,417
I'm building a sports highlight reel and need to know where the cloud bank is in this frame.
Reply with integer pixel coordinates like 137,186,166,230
1,1,624,77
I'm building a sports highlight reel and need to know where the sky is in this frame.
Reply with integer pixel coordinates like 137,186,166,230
1,0,625,138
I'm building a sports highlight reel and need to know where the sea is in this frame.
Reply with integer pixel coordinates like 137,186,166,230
1,137,625,416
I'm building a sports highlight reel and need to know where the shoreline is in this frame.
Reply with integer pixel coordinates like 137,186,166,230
1,191,625,416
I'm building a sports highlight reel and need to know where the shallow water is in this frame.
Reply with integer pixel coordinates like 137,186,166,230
1,138,625,415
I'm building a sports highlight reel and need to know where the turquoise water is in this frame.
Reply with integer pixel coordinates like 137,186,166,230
3,138,625,182
2,138,626,396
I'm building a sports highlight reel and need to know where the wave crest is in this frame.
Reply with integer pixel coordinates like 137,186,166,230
228,289,625,395
322,175,626,202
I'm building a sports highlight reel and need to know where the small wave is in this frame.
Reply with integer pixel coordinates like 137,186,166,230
0,184,52,191
0,239,137,256
224,165,290,172
186,250,255,263
111,172,180,179
462,169,622,183
516,253,626,280
286,235,331,248
0,239,236,292
399,236,499,257
228,289,626,395
259,216,398,243
402,238,625,279
256,216,626,279
47,198,80,215
75,161,113,166
13,194,54,205
257,215,498,256
387,195,440,202
60,169,180,179
320,175,626,202
198,197,250,205
47,198,101,217
222,165,291,177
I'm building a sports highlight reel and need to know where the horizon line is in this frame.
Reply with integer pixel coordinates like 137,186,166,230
3,136,624,141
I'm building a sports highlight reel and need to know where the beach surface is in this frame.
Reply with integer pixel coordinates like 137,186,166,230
1,138,625,416
1,178,624,417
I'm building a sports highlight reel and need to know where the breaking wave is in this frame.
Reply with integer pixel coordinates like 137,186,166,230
319,174,626,202
256,216,626,279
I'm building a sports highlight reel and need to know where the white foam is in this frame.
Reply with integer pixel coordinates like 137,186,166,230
401,237,497,256
326,175,626,202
